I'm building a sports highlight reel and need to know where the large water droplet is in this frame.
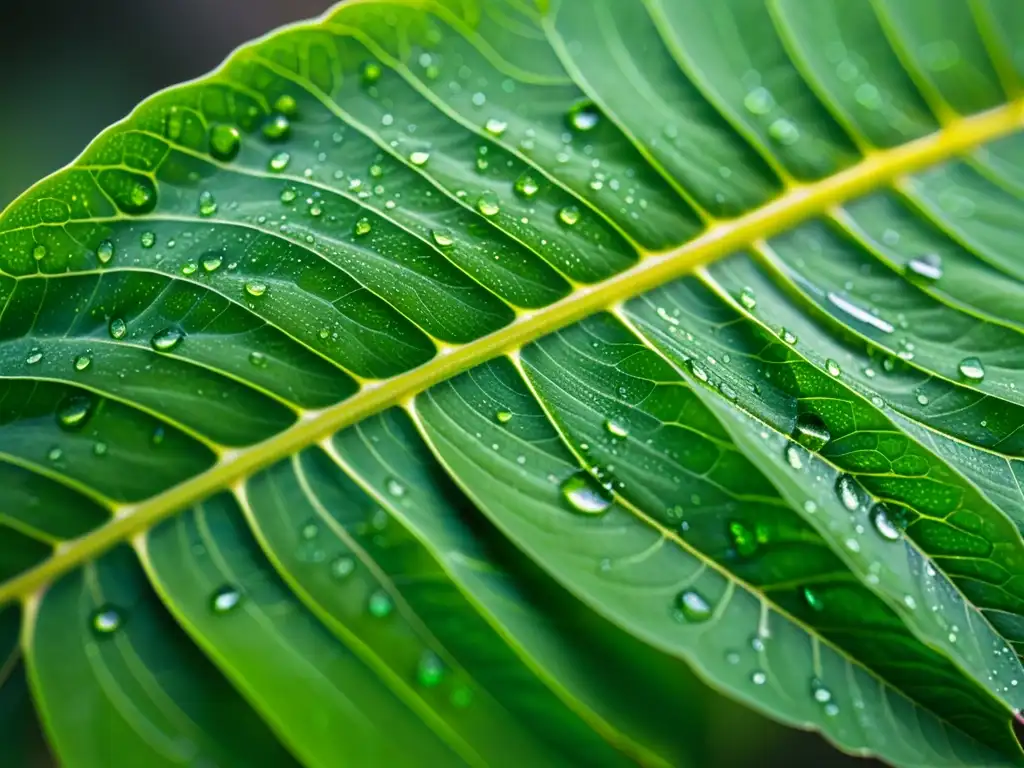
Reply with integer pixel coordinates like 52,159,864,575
560,472,613,515
870,504,901,541
209,124,241,161
793,413,830,451
211,586,243,614
91,606,123,635
151,327,184,352
97,240,115,265
127,178,156,213
784,443,804,470
811,678,833,704
58,396,93,430
416,651,445,687
768,119,800,145
26,349,42,365
958,357,985,382
109,317,127,340
825,359,841,377
275,94,298,117
835,474,860,511
74,354,92,372
675,590,712,622
362,61,382,85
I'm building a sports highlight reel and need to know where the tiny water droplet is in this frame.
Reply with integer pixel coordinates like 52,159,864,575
354,217,372,236
688,359,708,382
368,590,394,618
151,327,184,352
793,413,830,451
675,590,712,622
211,586,243,614
91,606,123,635
811,678,832,703
768,118,800,145
416,651,445,687
560,472,613,515
269,151,291,172
870,504,901,541
181,261,198,276
558,206,580,226
97,240,115,264
198,190,218,216
958,357,985,382
209,123,241,161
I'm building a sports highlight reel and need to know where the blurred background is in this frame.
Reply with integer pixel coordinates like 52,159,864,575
1,1,879,765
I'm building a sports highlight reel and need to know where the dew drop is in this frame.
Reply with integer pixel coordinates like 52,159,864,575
793,412,830,451
409,150,430,167
825,359,841,377
362,61,382,85
58,396,93,430
496,410,513,424
780,328,797,345
836,474,860,511
97,240,115,265
784,443,804,470
249,351,268,368
202,252,223,273
604,418,629,438
811,678,832,703
386,478,407,497
91,606,123,635
140,231,156,248
151,327,184,352
280,187,297,203
330,555,356,580
209,123,241,161
560,472,613,515
485,117,507,136
958,357,985,382
558,206,581,226
269,151,291,172
245,281,267,297
74,354,92,372
32,244,46,261
906,254,943,282
743,87,774,115
514,173,539,198
675,590,712,622
431,229,454,247
476,194,500,217
870,504,901,541
181,261,198,276
262,113,290,141
128,179,155,212
26,349,43,365
368,590,394,618
211,586,243,614
751,671,767,686
416,651,445,687
354,217,372,236
567,101,600,131
738,287,757,311
198,190,218,217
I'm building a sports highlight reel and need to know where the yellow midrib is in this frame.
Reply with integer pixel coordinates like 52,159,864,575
3,99,1022,605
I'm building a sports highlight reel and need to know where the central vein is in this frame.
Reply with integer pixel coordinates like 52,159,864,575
4,99,1022,605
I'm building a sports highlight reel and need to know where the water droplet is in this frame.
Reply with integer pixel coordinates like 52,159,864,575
803,587,825,612
417,651,445,687
351,216,373,237
330,555,355,579
496,410,513,424
202,253,223,273
870,504,901,541
768,118,800,145
198,190,218,217
738,287,757,311
567,101,600,131
211,586,243,614
729,520,759,557
151,327,184,352
32,244,47,261
209,123,241,161
128,179,155,212
811,678,832,703
262,113,290,141
26,349,43,365
140,231,156,248
409,150,430,167
784,443,803,470
280,187,297,203
515,173,539,198
245,281,267,298
958,357,985,382
57,395,93,431
558,206,580,226
825,359,841,377
482,118,507,138
93,441,108,457
688,359,708,382
560,472,613,515
368,590,394,618
903,594,917,610
269,151,291,172
906,254,943,282
431,229,453,247
97,240,115,265
836,474,860,511
676,590,712,622
386,478,406,497
362,61,382,85
476,194,500,217
743,87,774,115
780,328,797,345
74,354,92,372
249,351,268,368
275,94,298,117
181,261,198,276
604,418,629,438
751,671,767,685
91,606,123,635
793,413,830,451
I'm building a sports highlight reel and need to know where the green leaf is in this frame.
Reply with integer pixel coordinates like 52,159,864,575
3,0,1024,765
